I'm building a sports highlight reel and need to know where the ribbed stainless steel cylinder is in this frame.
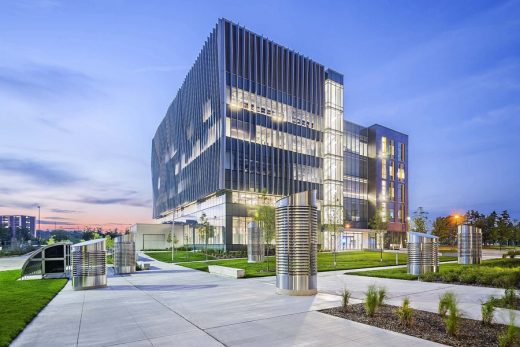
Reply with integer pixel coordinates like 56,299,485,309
458,224,482,265
407,232,439,275
275,190,318,296
71,239,107,290
113,234,136,274
247,221,265,263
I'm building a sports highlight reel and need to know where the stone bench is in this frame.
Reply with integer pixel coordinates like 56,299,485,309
208,265,245,279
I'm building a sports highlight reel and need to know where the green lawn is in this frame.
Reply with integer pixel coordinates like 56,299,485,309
144,250,216,263
350,258,520,288
149,251,456,278
0,270,67,347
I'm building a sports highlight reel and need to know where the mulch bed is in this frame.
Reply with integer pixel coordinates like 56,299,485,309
320,303,509,347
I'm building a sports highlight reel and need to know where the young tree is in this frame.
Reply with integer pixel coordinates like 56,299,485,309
253,189,276,271
105,235,114,250
198,213,214,262
411,207,429,233
368,206,388,262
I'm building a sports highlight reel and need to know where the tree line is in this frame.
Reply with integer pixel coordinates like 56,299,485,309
433,210,519,248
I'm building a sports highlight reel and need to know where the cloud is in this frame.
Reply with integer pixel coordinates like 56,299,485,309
50,208,80,214
0,200,39,209
132,65,190,73
0,63,98,101
39,219,76,225
0,157,82,185
76,196,150,207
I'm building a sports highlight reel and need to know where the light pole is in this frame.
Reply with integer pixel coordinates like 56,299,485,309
37,205,41,239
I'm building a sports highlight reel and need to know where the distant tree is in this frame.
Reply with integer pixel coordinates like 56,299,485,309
105,235,114,250
368,206,388,262
253,189,276,271
47,235,57,245
15,227,32,242
411,207,429,233
82,227,96,241
0,225,11,245
485,211,498,245
432,217,455,245
496,210,513,249
51,230,70,242
513,220,520,250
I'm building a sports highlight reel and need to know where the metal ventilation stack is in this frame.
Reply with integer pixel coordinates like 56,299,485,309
71,239,107,290
113,234,136,274
458,224,482,265
275,190,318,296
247,221,264,263
407,232,439,275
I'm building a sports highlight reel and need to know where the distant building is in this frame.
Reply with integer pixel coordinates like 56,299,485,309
151,18,408,250
0,215,36,239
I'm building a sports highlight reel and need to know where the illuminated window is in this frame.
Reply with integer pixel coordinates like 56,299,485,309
389,181,395,200
400,184,405,202
390,140,395,158
381,159,387,179
389,161,394,180
381,137,387,155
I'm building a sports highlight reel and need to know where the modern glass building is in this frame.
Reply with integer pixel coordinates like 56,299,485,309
152,19,408,250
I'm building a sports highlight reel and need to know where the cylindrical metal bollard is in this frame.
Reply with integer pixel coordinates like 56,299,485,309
275,190,318,296
113,234,136,274
458,224,482,265
71,239,107,290
247,221,265,263
407,232,439,275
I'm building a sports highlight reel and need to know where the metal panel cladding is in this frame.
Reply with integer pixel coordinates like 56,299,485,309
457,224,482,264
152,23,222,218
223,19,325,199
407,232,439,275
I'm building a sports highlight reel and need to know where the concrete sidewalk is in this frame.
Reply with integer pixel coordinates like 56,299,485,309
12,256,444,347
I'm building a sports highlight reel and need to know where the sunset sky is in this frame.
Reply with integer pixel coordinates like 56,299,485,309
1,0,519,230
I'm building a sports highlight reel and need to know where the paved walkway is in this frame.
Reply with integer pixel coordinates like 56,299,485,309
0,254,30,271
12,256,443,347
10,249,518,346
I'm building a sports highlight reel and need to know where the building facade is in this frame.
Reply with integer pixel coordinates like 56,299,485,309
0,215,36,240
152,19,408,250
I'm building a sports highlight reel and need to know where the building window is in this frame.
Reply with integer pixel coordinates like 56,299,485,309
389,160,394,180
381,159,387,179
232,217,252,244
400,184,405,203
389,181,395,200
390,140,395,158
381,136,387,156
400,143,405,162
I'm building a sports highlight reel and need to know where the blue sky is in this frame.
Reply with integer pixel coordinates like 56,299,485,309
0,0,519,229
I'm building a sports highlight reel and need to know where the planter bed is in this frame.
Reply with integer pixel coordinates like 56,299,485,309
321,303,509,347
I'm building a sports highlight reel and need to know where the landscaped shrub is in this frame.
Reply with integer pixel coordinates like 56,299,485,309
503,288,518,308
396,297,413,327
498,313,519,347
365,284,386,317
419,272,439,282
341,288,351,312
438,292,459,336
441,270,460,283
481,298,495,325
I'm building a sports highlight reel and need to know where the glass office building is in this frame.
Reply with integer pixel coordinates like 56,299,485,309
152,19,408,250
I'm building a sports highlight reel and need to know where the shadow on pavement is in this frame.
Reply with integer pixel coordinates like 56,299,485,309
106,284,218,291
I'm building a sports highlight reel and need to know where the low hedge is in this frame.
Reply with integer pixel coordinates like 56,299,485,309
420,259,520,288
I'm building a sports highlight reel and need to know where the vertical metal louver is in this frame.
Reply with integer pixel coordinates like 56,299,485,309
71,239,107,290
458,225,482,265
275,190,318,295
113,234,136,274
407,232,439,275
